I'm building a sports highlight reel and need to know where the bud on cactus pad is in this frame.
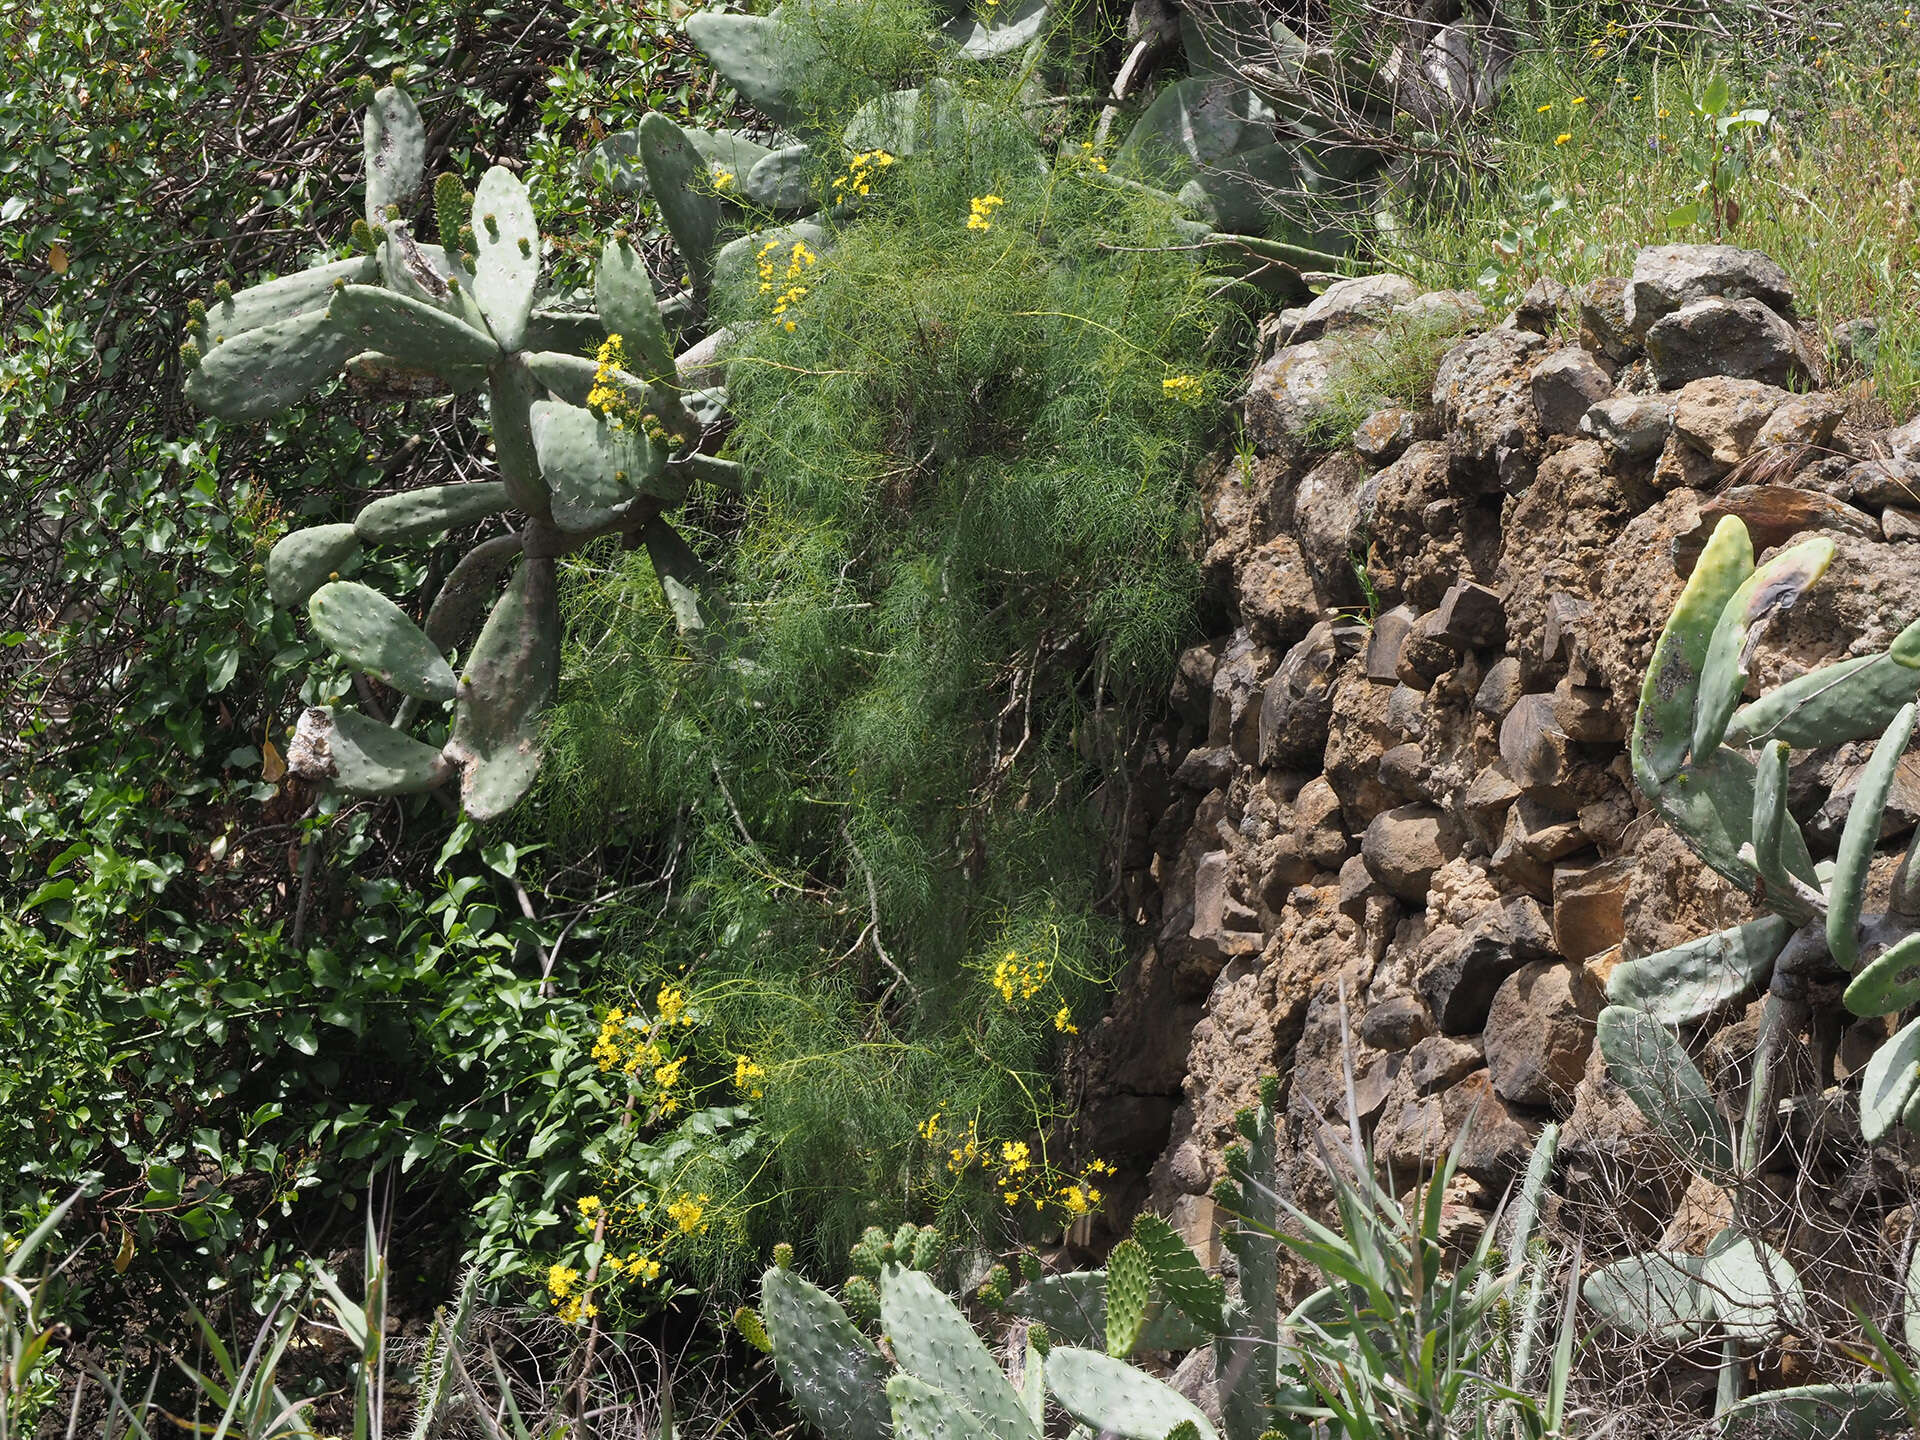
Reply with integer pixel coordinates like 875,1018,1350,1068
1026,1321,1050,1356
1019,1250,1042,1283
848,1238,882,1278
213,280,232,302
909,1224,941,1272
733,1305,772,1353
180,339,202,367
841,1274,881,1325
434,173,466,245
351,218,377,255
483,213,500,240
977,1263,1012,1308
354,76,377,106
772,1242,793,1270
385,203,400,221
890,1222,918,1262
186,298,206,325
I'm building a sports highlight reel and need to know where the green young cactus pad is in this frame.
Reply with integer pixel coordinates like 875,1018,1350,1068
759,1267,893,1440
208,255,379,339
488,358,552,520
1043,1347,1218,1440
470,166,540,351
596,239,676,382
364,84,427,229
445,556,559,820
1114,77,1270,186
267,524,361,609
1007,1271,1211,1355
1725,650,1920,750
355,482,511,545
426,533,528,655
1595,1005,1735,1177
308,581,459,702
1604,915,1792,1026
1691,535,1836,764
291,705,455,795
329,284,500,380
886,1375,996,1440
1703,1229,1804,1341
1130,1214,1228,1335
638,112,721,291
742,144,819,214
1581,1252,1712,1342
1844,932,1920,1017
667,453,746,493
1632,515,1753,794
520,351,602,406
1717,1383,1909,1440
529,399,661,532
185,308,354,421
1829,701,1919,968
682,12,819,126
880,1267,1038,1440
1859,1013,1920,1142
1747,739,1797,905
1103,1240,1152,1360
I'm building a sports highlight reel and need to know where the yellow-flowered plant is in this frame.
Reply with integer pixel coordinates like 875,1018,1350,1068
758,239,818,332
966,194,1006,232
1071,141,1109,173
990,947,1049,1003
919,1108,1114,1223
831,148,895,200
1160,373,1204,404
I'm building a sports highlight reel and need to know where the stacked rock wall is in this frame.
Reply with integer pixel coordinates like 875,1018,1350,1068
1079,243,1920,1280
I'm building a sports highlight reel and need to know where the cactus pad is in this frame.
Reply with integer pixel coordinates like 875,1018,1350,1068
286,705,454,795
637,113,721,291
682,11,817,125
596,238,675,382
880,1266,1038,1440
1842,933,1920,1017
267,524,362,609
329,284,499,378
1604,915,1792,1026
1130,1214,1227,1335
354,483,511,545
208,255,378,339
1718,1383,1909,1439
184,308,354,421
470,166,540,351
444,556,559,820
307,581,459,701
1829,701,1919,968
1595,1005,1734,1177
1103,1239,1152,1359
759,1266,892,1440
1044,1347,1218,1440
1702,1228,1804,1341
886,1374,997,1440
1691,535,1835,764
1726,650,1920,750
1631,515,1753,793
529,399,661,532
363,84,426,229
1859,1013,1920,1142
1581,1252,1712,1342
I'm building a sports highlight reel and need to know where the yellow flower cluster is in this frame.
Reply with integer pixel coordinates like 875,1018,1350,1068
666,1192,711,1236
711,167,735,191
966,194,1006,232
920,1109,1115,1222
1053,1005,1078,1035
832,148,894,199
758,239,817,332
586,334,638,429
1160,374,1204,404
734,1054,766,1098
991,949,1049,1004
1072,141,1108,173
591,1006,663,1076
606,1250,663,1282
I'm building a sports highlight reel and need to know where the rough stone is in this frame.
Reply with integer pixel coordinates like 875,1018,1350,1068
1551,859,1633,964
1645,296,1814,390
1532,347,1614,436
1292,450,1369,602
1670,375,1791,466
1324,674,1398,827
1235,535,1321,652
1353,406,1421,464
1243,334,1370,456
1362,441,1501,610
1623,243,1798,336
1396,610,1459,689
1577,276,1635,361
1366,605,1417,683
1755,393,1843,452
1887,506,1920,543
1473,657,1524,719
1360,993,1433,1052
1282,273,1421,344
1407,1033,1485,1094
1415,894,1555,1032
1499,692,1570,790
1435,579,1507,649
1259,621,1365,769
1432,328,1548,492
1378,742,1429,802
1173,744,1235,792
1484,961,1603,1110
1208,630,1274,763
1579,393,1672,460
1552,675,1624,743
1510,276,1573,334
1675,485,1879,568
1361,804,1464,903
1373,1068,1542,1187
1833,316,1881,370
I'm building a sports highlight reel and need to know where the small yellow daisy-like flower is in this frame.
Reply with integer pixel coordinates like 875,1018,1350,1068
712,169,734,190
667,1193,711,1235
1536,103,1551,112
1554,133,1572,146
734,1054,767,1098
1054,1005,1078,1035
547,1263,581,1301
1571,95,1587,105
577,1195,603,1218
966,194,1006,232
919,1111,942,1141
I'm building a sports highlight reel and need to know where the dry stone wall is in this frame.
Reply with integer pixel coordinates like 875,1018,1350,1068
1079,243,1920,1286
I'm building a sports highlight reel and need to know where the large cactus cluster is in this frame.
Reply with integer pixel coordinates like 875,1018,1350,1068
738,1078,1565,1440
1587,513,1920,1426
180,80,736,819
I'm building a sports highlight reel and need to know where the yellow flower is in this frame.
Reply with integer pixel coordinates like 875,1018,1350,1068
654,1055,686,1090
577,1195,603,1218
1571,95,1587,105
657,986,689,1025
667,1193,710,1235
1554,133,1572,146
1053,1005,1078,1035
1536,103,1551,112
919,1111,942,1141
1001,1140,1031,1174
966,194,1006,232
734,1054,767,1098
557,1294,598,1326
1076,141,1109,173
712,168,734,189
547,1263,581,1301
1161,373,1204,404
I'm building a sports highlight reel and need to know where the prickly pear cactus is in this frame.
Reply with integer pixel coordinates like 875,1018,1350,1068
184,82,729,821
